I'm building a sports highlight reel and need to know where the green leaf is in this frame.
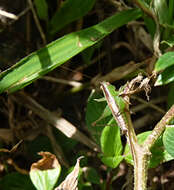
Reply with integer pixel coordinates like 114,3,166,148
143,15,156,38
100,119,122,157
163,149,174,162
49,0,96,34
0,172,36,190
155,52,174,72
101,156,123,168
124,131,166,168
34,0,48,21
85,91,110,144
30,152,61,190
0,8,142,94
100,117,123,168
155,65,174,86
154,0,170,25
86,82,126,146
163,127,174,157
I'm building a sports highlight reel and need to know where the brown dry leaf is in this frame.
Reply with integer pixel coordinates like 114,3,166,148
31,151,59,171
55,156,83,190
30,152,61,190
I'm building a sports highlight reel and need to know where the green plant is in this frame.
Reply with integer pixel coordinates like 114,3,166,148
86,80,174,190
1,0,174,189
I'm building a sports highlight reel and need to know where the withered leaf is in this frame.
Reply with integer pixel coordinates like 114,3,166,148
30,152,61,190
55,156,83,190
31,151,59,170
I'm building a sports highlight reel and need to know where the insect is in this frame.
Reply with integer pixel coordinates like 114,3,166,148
100,81,128,134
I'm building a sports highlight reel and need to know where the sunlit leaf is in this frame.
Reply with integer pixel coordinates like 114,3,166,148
155,65,174,86
101,119,122,156
154,0,170,25
155,52,174,72
124,131,172,168
30,152,61,190
163,127,174,157
101,156,123,169
0,8,142,94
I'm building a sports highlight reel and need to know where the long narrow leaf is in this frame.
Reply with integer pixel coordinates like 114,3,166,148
49,0,96,34
0,8,142,94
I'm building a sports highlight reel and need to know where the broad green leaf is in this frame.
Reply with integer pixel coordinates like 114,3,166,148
163,127,174,157
100,119,122,157
0,8,142,94
154,0,170,25
30,152,61,190
86,83,126,145
49,0,96,34
155,65,174,86
149,135,165,168
163,149,174,162
0,172,36,190
101,155,123,168
34,0,48,21
85,91,110,144
124,131,166,168
155,52,174,72
100,115,123,168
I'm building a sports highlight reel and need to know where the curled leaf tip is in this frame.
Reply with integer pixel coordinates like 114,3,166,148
31,151,60,171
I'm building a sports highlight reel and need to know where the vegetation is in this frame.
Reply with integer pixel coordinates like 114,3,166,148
1,0,174,189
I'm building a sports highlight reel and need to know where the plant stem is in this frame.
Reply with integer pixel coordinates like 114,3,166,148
125,109,149,190
101,82,174,190
144,104,174,150
134,149,149,190
132,0,155,19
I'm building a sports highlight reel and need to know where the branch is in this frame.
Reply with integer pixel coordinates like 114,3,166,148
144,104,174,150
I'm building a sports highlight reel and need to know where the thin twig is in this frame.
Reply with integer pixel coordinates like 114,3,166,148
41,76,82,87
46,125,69,167
0,9,18,20
144,104,174,149
11,92,100,152
9,7,30,25
132,96,165,114
27,0,46,45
